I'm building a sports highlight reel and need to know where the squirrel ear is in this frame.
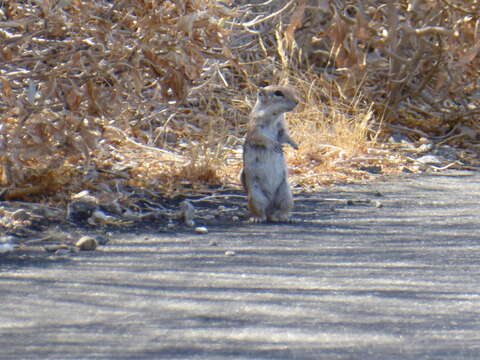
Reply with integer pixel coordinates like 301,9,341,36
257,83,270,99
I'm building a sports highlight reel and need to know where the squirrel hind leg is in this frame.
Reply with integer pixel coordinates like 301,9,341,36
268,180,294,222
247,186,269,223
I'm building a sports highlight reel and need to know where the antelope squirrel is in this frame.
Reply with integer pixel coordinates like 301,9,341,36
241,85,299,223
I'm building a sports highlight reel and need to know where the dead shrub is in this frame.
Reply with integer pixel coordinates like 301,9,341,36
0,0,479,203
0,0,235,199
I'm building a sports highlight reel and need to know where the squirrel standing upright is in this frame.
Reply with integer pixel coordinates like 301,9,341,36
241,85,299,223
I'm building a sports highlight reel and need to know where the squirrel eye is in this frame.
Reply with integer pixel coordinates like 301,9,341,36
273,90,284,97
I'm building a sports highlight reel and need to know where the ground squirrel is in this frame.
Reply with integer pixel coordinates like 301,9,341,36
241,85,299,223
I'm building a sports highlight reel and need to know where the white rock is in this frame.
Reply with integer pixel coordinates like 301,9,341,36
0,243,14,254
416,143,433,153
76,236,98,251
194,226,208,234
87,210,117,226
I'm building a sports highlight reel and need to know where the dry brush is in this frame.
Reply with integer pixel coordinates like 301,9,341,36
0,0,479,204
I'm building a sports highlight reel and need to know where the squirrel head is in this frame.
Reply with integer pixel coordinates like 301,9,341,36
254,85,299,117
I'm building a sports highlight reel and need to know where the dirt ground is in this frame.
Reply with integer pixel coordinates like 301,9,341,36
1,170,480,359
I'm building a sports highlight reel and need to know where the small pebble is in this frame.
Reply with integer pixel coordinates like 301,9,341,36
195,226,208,234
76,236,98,251
417,143,432,153
44,244,68,253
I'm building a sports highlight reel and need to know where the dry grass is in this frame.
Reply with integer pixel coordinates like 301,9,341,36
0,0,237,201
267,71,407,190
289,77,377,185
0,0,479,207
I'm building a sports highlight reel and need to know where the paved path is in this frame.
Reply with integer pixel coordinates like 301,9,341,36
1,171,480,359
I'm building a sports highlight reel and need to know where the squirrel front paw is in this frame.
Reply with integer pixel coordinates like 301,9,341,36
272,141,283,153
289,141,299,150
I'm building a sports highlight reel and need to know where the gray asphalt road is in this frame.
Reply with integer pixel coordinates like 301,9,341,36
1,171,480,360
